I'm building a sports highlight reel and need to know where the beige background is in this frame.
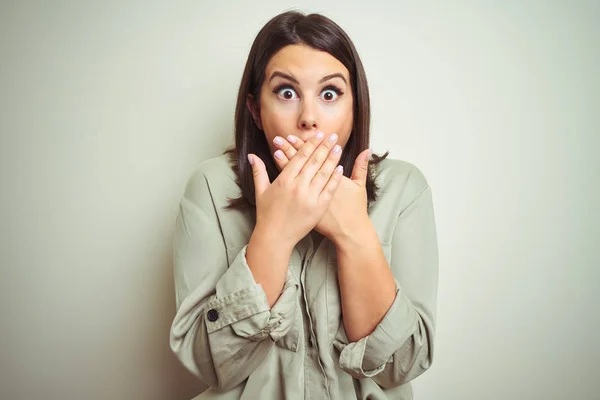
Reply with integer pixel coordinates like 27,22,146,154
1,1,599,399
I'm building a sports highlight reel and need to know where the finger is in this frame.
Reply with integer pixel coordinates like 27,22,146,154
279,131,327,179
310,143,342,192
297,133,340,184
286,135,305,151
319,164,344,203
273,136,298,161
351,149,372,186
248,154,269,196
273,149,291,171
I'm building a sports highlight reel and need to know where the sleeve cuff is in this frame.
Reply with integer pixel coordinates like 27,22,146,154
334,279,419,378
203,284,270,334
208,245,299,347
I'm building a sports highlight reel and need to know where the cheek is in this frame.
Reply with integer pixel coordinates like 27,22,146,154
260,104,298,155
325,102,353,144
260,103,297,136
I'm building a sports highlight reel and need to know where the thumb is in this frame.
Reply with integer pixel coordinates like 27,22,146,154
248,154,270,196
351,149,372,185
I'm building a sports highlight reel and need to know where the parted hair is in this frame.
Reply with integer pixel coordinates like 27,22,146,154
224,11,388,210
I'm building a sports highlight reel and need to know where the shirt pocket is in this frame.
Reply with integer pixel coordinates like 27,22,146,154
273,292,301,352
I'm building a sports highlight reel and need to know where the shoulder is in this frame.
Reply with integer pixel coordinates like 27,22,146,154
367,157,434,242
370,157,432,215
375,157,430,195
181,153,238,209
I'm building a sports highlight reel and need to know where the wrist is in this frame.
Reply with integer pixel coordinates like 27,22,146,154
250,222,296,256
246,222,296,308
332,215,374,251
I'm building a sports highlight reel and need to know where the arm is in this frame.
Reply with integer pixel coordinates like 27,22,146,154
169,171,299,392
333,167,439,389
246,224,296,308
335,218,397,343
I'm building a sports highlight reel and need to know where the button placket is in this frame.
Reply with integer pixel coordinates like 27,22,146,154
301,239,317,348
300,233,332,399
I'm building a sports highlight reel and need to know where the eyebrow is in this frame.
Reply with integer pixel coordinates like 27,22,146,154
319,73,347,85
269,71,348,85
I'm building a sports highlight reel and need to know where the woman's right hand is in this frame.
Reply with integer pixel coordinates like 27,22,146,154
248,132,344,249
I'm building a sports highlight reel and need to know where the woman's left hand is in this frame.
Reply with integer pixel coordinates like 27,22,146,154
271,134,372,243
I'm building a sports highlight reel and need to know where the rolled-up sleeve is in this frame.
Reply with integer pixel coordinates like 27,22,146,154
169,170,299,392
334,167,438,388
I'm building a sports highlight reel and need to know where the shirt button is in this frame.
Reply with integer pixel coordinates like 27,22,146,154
207,309,219,322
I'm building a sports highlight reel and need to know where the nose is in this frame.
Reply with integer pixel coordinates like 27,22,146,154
297,98,318,133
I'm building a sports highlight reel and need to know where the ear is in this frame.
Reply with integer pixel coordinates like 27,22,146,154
246,95,263,130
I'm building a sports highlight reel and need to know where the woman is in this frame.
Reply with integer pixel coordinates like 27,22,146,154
170,11,438,400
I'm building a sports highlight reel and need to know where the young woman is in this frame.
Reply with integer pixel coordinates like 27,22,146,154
170,11,438,400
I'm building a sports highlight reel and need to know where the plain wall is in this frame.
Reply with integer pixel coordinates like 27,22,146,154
1,1,598,399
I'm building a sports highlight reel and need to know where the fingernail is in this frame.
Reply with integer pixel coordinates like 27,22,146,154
335,165,343,174
328,133,338,142
367,149,372,159
274,150,284,160
333,144,341,154
247,154,254,165
273,136,284,145
287,135,297,143
316,131,324,139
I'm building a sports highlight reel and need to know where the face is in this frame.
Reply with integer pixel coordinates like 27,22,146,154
247,44,354,159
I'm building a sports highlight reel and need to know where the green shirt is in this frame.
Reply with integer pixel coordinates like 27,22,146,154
170,154,438,399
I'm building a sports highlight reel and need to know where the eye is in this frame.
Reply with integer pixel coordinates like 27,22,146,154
274,85,298,100
320,85,344,102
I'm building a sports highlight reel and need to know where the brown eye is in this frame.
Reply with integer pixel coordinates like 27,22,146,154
275,86,298,100
320,88,340,102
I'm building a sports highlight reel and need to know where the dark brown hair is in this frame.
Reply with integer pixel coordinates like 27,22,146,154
225,11,388,210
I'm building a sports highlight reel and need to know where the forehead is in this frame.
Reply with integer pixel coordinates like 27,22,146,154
265,44,349,82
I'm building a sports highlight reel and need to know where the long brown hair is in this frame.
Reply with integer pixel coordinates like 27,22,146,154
225,11,388,210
